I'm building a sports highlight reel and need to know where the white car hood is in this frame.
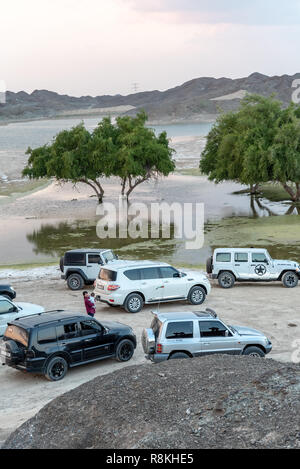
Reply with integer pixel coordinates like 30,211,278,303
183,270,209,281
16,302,45,316
273,260,298,267
233,325,265,337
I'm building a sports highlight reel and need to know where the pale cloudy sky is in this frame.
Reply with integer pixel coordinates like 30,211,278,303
1,0,300,96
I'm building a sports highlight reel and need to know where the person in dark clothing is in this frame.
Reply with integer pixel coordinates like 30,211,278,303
83,291,96,317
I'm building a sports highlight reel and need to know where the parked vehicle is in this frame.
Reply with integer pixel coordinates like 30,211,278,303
207,248,300,289
0,285,16,301
60,248,119,290
0,296,44,336
142,309,272,363
0,310,136,381
94,261,211,313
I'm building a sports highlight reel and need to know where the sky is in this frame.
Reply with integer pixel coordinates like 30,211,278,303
1,0,300,96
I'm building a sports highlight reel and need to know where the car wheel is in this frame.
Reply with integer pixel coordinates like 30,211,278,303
218,271,235,289
206,256,213,274
115,339,135,362
243,346,265,358
187,286,206,305
45,356,68,381
282,271,299,288
169,352,190,360
124,293,144,313
67,273,84,291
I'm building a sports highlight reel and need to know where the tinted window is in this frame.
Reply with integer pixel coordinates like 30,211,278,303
166,321,193,339
159,267,178,278
252,253,268,263
141,267,160,280
88,254,100,264
216,253,231,263
0,300,14,314
38,327,57,345
80,320,102,336
199,321,228,338
57,323,79,341
235,253,248,263
124,269,141,281
99,269,117,281
64,252,86,266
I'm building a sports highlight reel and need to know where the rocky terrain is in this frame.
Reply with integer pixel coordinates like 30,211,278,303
3,355,300,449
1,72,299,124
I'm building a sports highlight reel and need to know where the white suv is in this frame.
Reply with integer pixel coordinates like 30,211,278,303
94,261,211,313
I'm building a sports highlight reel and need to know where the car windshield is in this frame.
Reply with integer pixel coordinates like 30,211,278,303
102,251,117,263
228,325,238,335
4,325,29,347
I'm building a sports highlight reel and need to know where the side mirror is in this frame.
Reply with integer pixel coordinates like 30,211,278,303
98,259,104,265
173,273,181,278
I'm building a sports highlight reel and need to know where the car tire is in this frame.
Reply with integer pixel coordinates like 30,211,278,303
45,356,68,381
67,273,84,291
242,346,265,358
282,271,299,288
59,257,64,272
187,286,206,305
218,271,235,289
124,293,144,313
206,256,213,274
169,352,190,360
115,339,135,362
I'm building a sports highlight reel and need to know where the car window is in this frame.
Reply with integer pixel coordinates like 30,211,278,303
124,269,142,281
235,253,248,263
56,322,80,341
216,253,231,263
80,320,102,336
64,252,85,266
166,321,193,339
102,251,117,263
141,267,160,280
99,269,117,281
37,327,57,345
199,321,229,338
159,267,178,278
0,300,14,315
252,253,268,263
88,254,100,264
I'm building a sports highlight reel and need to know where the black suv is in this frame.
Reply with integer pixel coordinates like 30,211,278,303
0,311,136,381
0,285,16,301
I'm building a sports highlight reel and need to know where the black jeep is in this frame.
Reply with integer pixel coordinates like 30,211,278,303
0,311,136,381
0,285,16,301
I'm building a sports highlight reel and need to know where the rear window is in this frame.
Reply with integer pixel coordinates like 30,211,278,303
166,321,194,339
216,253,231,263
99,269,117,281
124,269,141,281
37,327,57,345
64,252,86,266
4,325,29,347
141,267,160,280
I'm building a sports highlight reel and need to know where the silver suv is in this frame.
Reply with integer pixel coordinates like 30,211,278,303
207,248,300,289
142,309,272,363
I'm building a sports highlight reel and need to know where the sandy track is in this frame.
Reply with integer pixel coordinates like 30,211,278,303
0,275,299,445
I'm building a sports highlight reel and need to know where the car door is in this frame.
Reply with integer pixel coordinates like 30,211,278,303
0,299,19,336
86,254,101,281
164,320,201,356
249,252,272,280
140,267,165,302
199,320,239,355
158,267,188,300
80,319,114,360
56,322,83,364
233,252,250,279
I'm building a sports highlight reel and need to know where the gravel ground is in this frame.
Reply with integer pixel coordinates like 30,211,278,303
3,355,300,449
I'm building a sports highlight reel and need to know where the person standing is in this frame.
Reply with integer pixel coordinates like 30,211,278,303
83,291,96,317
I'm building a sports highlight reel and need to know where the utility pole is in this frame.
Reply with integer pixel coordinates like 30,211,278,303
131,82,139,94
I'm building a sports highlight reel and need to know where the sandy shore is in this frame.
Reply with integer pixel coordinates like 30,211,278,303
0,271,299,446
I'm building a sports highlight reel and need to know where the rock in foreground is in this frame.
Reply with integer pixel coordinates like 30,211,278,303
3,356,300,449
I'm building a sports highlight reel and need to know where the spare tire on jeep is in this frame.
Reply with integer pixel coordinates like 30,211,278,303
59,257,64,273
206,256,213,274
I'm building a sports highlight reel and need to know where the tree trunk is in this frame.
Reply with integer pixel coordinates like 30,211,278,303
125,175,148,200
282,183,300,202
249,183,260,194
79,178,104,204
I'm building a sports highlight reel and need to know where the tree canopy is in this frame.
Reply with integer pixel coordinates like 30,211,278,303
200,94,300,201
23,112,175,203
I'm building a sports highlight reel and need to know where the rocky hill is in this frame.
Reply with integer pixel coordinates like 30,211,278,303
1,72,300,124
3,355,300,449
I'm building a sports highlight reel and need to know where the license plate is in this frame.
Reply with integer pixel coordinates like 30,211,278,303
0,346,10,358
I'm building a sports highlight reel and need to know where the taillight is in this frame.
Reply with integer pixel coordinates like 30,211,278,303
107,284,120,291
157,344,163,354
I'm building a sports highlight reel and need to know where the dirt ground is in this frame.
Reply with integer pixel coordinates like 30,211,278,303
0,274,299,446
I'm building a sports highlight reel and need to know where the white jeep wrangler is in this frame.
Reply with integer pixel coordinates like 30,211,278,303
207,248,300,289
